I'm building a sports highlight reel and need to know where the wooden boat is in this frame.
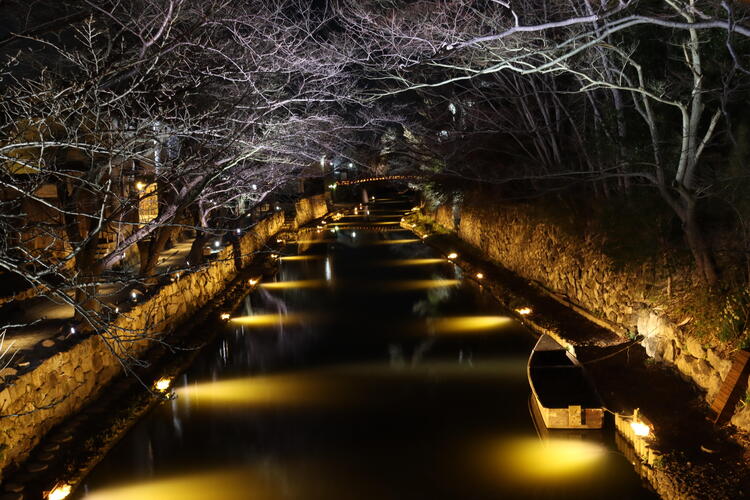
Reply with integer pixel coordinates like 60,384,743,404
527,335,604,430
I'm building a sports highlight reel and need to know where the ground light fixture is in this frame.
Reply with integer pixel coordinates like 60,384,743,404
630,409,651,437
47,483,72,500
154,377,173,392
447,252,458,260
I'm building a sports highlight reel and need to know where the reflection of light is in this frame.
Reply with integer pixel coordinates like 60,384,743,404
379,279,460,291
229,314,305,326
325,258,332,281
175,375,330,408
351,231,356,238
260,280,327,289
220,313,231,321
154,377,172,392
82,468,273,500
492,438,607,482
447,252,458,259
279,255,323,261
631,420,651,437
48,483,72,500
368,239,420,245
429,316,512,333
377,258,448,266
515,307,532,315
295,239,335,245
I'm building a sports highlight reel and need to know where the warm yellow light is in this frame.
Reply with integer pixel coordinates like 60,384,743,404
270,253,278,259
48,484,72,500
248,278,259,286
220,313,231,321
630,420,651,437
378,279,461,291
428,316,513,334
260,280,327,289
229,313,306,326
279,255,324,261
447,252,458,260
135,181,146,191
376,258,448,266
475,272,484,279
154,377,172,392
174,374,337,409
367,239,420,245
515,307,532,315
491,438,607,483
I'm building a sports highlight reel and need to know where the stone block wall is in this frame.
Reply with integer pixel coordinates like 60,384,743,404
291,194,328,230
428,193,746,430
0,201,307,472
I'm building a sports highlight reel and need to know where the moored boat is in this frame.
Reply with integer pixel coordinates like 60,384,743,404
527,335,604,429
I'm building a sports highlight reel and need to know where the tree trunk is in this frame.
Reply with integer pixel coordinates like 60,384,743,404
139,226,175,282
683,201,719,287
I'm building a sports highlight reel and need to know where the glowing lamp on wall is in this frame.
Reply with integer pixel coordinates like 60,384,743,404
154,377,172,392
47,483,72,500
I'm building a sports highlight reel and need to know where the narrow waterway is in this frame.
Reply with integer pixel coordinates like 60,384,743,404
75,199,656,500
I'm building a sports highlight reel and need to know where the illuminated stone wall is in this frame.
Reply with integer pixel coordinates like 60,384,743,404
427,195,743,429
0,207,298,473
291,194,328,230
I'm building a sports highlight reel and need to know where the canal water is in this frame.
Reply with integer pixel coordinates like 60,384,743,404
76,199,656,500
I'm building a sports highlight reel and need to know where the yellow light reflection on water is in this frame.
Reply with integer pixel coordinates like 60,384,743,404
428,316,513,333
378,279,461,291
330,221,400,226
82,469,275,500
228,314,306,326
294,239,335,245
279,255,324,261
490,437,607,483
175,375,333,408
367,239,420,245
377,258,448,266
260,280,328,289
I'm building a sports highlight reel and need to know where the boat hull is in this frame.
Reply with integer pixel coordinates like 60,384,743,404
527,335,604,430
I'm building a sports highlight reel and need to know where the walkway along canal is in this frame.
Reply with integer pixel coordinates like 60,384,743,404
73,198,656,500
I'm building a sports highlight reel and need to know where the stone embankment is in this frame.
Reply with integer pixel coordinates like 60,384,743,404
0,196,328,475
427,195,749,433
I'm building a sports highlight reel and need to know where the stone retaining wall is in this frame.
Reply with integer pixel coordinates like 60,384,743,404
291,194,328,230
0,202,307,473
426,193,749,432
